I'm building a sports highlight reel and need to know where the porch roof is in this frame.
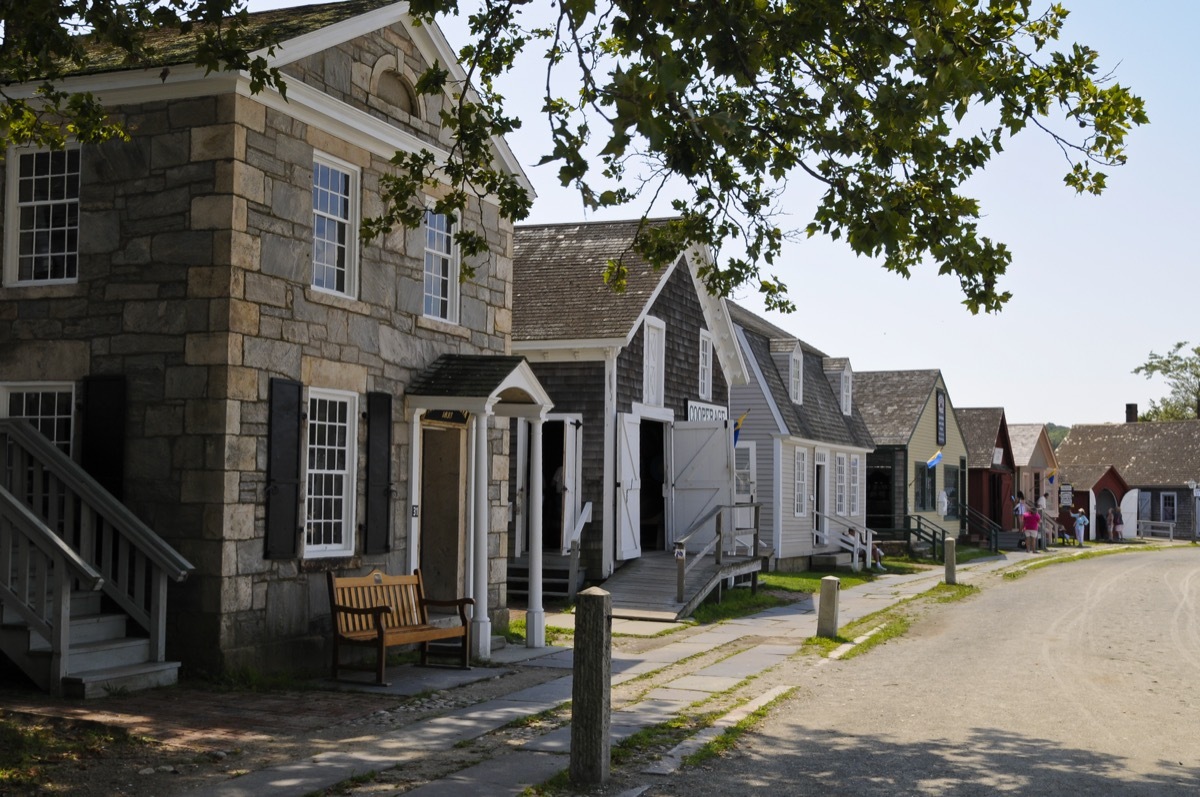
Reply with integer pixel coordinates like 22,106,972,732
405,354,553,419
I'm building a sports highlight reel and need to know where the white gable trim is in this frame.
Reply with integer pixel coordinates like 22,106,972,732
734,326,787,434
685,247,749,387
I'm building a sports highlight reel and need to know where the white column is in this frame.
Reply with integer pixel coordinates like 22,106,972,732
527,417,546,647
472,411,491,658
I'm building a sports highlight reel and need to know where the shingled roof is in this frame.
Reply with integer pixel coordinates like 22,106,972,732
852,370,943,447
68,0,394,76
512,219,682,343
957,407,1007,470
1056,421,1200,487
1008,423,1049,468
727,303,873,449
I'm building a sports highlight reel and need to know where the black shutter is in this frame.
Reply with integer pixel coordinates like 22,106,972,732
266,378,303,559
81,375,126,500
362,391,393,554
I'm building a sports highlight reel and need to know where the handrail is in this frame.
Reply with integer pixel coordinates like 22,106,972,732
0,419,193,581
906,514,951,562
959,503,1002,552
674,503,762,603
813,510,876,573
1137,520,1176,540
560,501,592,557
0,486,104,591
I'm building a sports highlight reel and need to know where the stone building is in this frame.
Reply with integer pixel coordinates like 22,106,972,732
0,0,547,690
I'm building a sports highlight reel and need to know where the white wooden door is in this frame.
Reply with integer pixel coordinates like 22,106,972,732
671,420,733,550
560,420,582,555
615,413,642,560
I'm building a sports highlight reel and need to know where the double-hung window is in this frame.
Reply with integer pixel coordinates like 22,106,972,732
914,462,936,512
790,351,803,404
423,210,458,322
312,154,359,297
305,389,357,557
835,453,847,515
794,448,808,516
4,145,81,286
849,454,862,516
1161,492,1177,523
698,330,713,400
1,383,74,453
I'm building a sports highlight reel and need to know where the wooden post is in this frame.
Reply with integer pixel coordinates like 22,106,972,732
675,542,686,603
571,587,611,786
944,538,957,586
816,575,840,638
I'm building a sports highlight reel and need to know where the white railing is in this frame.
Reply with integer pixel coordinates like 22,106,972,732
674,503,761,603
1137,520,1176,540
815,510,876,573
0,420,193,668
563,502,591,600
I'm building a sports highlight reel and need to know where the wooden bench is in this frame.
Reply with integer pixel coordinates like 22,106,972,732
326,568,472,685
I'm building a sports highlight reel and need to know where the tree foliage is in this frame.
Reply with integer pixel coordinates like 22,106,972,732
394,0,1146,312
1133,342,1200,421
1,1,1147,313
0,1,284,149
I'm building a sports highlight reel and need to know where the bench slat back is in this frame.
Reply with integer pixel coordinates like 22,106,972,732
329,569,428,634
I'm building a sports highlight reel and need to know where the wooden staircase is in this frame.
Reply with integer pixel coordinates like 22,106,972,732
0,419,193,698
507,551,585,602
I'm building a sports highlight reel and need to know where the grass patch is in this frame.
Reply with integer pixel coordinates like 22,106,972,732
505,617,573,646
929,582,980,602
760,569,878,592
838,616,910,660
684,689,797,766
688,586,791,624
0,715,146,793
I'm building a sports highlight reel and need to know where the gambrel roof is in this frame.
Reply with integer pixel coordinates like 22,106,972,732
512,219,747,384
1056,421,1200,488
852,369,943,447
727,302,873,450
956,407,1009,470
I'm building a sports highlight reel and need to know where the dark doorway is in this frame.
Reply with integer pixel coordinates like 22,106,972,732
540,420,565,551
639,420,666,550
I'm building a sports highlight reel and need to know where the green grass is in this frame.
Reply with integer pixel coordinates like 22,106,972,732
505,617,573,646
684,689,797,766
688,587,792,624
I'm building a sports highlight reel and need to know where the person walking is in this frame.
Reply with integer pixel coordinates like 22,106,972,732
1023,509,1041,553
1112,506,1125,541
1070,508,1089,546
1105,507,1115,542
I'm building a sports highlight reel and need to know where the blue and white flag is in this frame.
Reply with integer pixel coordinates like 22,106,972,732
926,449,943,469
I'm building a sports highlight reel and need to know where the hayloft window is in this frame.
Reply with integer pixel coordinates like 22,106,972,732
698,330,713,400
643,317,665,407
312,154,359,297
304,389,357,557
4,145,80,286
423,210,458,323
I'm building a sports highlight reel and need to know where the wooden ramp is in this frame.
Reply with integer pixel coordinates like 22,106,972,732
599,550,766,622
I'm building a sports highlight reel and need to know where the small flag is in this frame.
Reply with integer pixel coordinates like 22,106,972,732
733,410,748,445
926,449,943,469
1047,468,1057,485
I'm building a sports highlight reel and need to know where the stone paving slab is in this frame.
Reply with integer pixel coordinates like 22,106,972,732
320,665,508,696
693,647,795,678
635,642,713,662
665,674,744,693
403,751,567,797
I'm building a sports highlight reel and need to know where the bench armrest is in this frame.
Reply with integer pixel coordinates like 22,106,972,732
423,596,473,623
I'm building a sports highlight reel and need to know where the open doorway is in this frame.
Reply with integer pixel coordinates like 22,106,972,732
420,423,466,604
639,420,666,550
540,420,565,552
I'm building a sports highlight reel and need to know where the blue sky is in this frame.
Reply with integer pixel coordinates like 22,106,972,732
256,1,1195,426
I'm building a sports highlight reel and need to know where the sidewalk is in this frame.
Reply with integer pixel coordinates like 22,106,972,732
1,548,1077,796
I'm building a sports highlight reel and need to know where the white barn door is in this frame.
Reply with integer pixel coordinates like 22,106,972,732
615,412,642,560
671,420,733,551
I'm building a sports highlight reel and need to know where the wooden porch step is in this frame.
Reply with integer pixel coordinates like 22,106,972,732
59,660,181,700
811,552,852,570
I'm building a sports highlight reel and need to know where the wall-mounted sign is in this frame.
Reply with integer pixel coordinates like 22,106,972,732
425,409,469,427
1059,484,1073,507
936,389,947,446
687,401,728,422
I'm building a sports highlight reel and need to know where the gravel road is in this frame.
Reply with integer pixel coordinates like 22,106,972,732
642,546,1200,796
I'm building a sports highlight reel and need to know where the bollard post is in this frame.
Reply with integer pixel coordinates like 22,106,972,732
816,575,840,638
571,587,611,786
944,537,957,585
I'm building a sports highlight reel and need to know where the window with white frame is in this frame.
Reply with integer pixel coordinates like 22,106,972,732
789,350,803,404
850,454,861,516
1,383,74,453
643,316,665,407
311,154,359,296
840,370,853,415
4,145,81,285
698,329,713,400
1161,492,1177,523
305,389,357,557
423,209,459,322
794,448,808,516
835,452,847,515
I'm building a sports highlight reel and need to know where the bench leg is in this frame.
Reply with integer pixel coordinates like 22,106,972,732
376,638,387,686
419,641,429,667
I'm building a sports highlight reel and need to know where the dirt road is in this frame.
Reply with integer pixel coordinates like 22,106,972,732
643,547,1200,796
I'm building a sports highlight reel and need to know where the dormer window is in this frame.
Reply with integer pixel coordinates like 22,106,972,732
790,350,803,404
840,369,853,415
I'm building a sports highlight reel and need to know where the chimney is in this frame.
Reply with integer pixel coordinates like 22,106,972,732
1126,403,1138,423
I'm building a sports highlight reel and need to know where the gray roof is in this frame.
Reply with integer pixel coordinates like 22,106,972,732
852,370,943,446
512,220,677,343
408,354,530,398
956,407,1007,470
1008,423,1047,467
1056,421,1200,487
727,303,873,450
1057,463,1127,493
